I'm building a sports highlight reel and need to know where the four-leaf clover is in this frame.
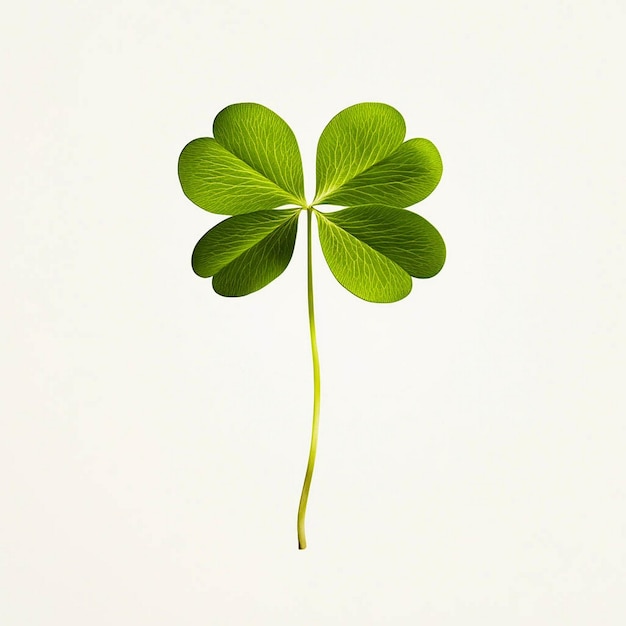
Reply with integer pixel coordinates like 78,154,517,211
178,102,445,548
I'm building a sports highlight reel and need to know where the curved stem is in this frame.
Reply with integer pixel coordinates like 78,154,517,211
297,208,321,550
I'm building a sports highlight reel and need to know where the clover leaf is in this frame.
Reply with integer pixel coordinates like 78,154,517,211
179,103,306,215
178,102,446,549
191,208,300,296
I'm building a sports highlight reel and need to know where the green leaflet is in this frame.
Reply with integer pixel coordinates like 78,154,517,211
192,209,300,296
214,104,306,203
313,104,442,209
318,139,443,208
321,206,446,279
316,211,412,303
314,103,405,203
178,103,305,215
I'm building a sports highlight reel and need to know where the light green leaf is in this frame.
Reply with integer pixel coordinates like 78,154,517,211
313,103,443,209
316,211,412,303
322,206,446,278
178,103,305,215
192,209,300,296
213,103,305,202
314,103,405,204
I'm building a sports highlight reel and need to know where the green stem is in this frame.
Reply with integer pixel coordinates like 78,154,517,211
298,208,321,550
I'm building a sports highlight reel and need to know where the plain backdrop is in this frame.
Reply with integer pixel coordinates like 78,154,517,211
2,0,625,624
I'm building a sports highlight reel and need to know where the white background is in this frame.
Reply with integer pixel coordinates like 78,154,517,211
2,1,625,624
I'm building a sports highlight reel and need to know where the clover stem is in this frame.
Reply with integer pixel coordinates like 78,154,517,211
297,208,321,550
